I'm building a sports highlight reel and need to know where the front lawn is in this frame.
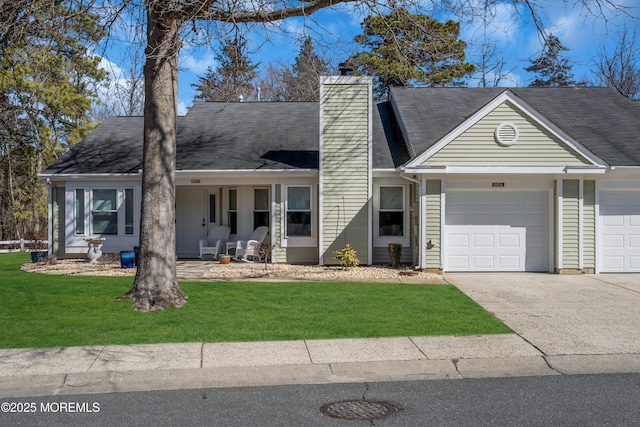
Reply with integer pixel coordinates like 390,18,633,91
0,253,510,348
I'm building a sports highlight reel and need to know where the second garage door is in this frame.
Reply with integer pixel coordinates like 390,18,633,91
445,190,550,272
600,191,640,272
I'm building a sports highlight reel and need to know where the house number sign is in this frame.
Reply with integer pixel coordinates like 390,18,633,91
492,182,505,187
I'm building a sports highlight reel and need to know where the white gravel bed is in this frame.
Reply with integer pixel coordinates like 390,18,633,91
201,262,441,281
21,258,442,282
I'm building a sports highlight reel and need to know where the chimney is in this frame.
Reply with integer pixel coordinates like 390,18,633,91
319,67,373,266
338,62,355,76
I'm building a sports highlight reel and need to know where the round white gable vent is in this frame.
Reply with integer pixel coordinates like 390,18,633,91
494,123,519,146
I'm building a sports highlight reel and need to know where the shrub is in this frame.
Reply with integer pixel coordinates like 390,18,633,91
333,243,359,269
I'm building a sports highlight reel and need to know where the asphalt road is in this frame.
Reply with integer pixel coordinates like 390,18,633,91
2,373,640,426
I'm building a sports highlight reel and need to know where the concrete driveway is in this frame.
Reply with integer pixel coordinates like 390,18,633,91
444,273,640,356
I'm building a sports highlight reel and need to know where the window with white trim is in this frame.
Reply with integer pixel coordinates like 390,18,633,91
286,186,312,237
379,186,404,237
228,189,237,234
124,188,134,235
254,188,270,229
92,189,118,234
75,189,85,235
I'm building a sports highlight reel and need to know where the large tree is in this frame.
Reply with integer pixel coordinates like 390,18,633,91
118,0,357,311
351,9,475,98
524,34,581,87
192,36,260,102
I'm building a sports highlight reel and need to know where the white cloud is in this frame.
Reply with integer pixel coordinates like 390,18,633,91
177,100,189,116
179,52,217,75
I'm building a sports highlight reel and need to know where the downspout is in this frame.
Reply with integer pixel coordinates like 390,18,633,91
400,171,423,270
45,178,54,257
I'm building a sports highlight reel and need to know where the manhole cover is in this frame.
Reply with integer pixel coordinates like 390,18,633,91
320,400,398,420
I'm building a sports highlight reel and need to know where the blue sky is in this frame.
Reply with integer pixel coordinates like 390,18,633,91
99,1,639,115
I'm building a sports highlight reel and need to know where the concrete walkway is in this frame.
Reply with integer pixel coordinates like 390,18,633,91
2,273,640,398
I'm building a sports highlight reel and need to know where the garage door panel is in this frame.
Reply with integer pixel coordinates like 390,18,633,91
445,190,549,272
600,191,640,272
449,234,469,248
449,256,469,270
499,255,520,269
602,214,623,226
474,256,495,269
603,256,625,270
603,234,624,248
499,234,520,247
474,234,494,247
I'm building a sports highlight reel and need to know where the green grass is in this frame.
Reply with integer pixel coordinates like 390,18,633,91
0,253,510,348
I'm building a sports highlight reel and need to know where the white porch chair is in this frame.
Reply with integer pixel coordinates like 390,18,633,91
199,226,231,259
231,226,269,262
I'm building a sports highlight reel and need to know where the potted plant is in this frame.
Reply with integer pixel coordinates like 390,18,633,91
218,254,231,264
25,231,48,263
30,249,48,263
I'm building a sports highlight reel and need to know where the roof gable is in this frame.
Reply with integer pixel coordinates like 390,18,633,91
392,87,640,168
406,91,604,169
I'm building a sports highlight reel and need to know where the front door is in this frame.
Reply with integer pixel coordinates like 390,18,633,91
176,189,206,258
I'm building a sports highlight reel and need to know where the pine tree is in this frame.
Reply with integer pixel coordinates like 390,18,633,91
351,9,475,98
282,36,331,102
0,1,105,241
525,35,580,87
192,37,259,102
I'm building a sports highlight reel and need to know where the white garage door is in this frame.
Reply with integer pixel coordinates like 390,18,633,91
445,191,550,272
600,191,640,272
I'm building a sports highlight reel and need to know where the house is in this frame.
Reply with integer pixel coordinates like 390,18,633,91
41,74,640,273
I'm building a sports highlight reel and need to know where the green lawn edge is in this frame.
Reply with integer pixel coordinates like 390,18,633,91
0,253,511,348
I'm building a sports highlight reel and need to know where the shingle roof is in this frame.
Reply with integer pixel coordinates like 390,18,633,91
43,86,638,176
176,102,319,170
43,100,407,175
390,86,640,166
43,116,145,174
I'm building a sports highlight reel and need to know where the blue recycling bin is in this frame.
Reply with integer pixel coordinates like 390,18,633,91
120,250,135,268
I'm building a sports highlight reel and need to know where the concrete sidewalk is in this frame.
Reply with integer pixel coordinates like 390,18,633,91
3,272,640,398
2,334,640,398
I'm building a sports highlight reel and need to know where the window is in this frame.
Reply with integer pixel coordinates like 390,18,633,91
254,188,270,229
209,194,216,223
125,189,134,235
92,189,118,234
75,189,85,234
379,186,404,237
286,186,311,237
228,189,237,234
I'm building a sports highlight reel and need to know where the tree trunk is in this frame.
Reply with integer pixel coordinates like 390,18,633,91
119,6,187,311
